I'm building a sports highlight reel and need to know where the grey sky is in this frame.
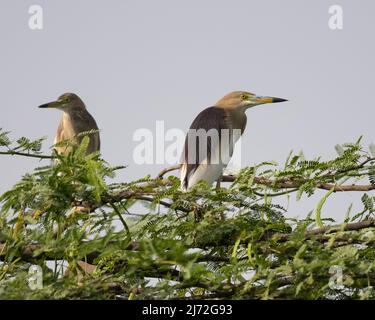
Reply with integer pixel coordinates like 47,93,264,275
0,0,374,222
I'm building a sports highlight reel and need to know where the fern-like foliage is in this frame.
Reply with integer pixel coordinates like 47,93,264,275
0,130,375,299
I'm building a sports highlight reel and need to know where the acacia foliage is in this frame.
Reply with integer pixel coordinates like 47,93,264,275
0,128,375,300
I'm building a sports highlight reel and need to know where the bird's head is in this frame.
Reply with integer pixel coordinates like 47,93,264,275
216,91,288,111
38,93,85,112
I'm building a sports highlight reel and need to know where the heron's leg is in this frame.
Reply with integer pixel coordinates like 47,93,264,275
216,177,222,190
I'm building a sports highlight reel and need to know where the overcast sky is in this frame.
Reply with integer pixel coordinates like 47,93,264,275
0,0,374,222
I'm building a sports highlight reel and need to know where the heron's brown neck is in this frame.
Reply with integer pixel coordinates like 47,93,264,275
219,104,246,116
61,111,80,132
62,106,88,120
231,107,248,130
211,106,246,134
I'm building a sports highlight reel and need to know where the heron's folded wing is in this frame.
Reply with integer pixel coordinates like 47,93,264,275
73,111,101,153
84,112,100,153
181,106,230,188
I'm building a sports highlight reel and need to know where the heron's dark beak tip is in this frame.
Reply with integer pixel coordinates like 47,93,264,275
273,98,288,103
38,103,49,109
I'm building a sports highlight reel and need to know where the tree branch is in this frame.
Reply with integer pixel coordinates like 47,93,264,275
270,219,375,242
224,175,375,192
0,150,53,160
157,165,181,179
157,165,375,192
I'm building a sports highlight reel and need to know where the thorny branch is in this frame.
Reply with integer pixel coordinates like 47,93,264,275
157,162,375,192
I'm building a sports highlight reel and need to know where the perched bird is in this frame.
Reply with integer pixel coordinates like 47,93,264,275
38,93,100,155
181,91,287,190
38,93,101,276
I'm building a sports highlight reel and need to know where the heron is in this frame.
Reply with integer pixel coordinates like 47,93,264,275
38,93,101,277
181,91,288,190
38,93,100,155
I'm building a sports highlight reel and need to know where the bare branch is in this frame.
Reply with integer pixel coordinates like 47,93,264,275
223,175,375,192
154,165,375,192
157,164,181,179
0,150,53,160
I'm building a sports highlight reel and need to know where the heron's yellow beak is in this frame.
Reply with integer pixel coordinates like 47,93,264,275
254,96,288,104
38,100,64,109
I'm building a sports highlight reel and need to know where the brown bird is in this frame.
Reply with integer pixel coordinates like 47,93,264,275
38,93,101,276
38,93,100,155
181,91,288,190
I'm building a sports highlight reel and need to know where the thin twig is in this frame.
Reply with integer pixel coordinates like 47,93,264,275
109,203,131,239
0,150,53,160
157,164,181,178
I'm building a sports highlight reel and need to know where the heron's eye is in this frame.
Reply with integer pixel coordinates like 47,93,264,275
241,94,248,100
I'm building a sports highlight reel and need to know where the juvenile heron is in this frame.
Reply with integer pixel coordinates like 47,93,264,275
181,91,287,190
38,93,100,155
